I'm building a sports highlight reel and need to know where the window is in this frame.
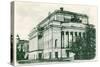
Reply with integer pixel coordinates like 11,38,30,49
38,53,42,60
75,32,77,36
55,52,58,58
79,32,81,37
55,39,58,48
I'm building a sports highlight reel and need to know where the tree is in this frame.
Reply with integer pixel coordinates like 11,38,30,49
71,36,85,59
85,24,96,59
71,24,96,60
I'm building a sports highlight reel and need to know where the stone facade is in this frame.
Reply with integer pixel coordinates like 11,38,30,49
28,8,88,61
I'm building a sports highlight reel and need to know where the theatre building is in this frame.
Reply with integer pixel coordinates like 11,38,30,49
28,7,88,61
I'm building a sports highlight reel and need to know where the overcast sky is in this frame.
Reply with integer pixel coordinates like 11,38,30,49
15,1,97,40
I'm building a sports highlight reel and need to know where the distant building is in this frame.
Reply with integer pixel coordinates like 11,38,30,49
28,7,89,61
16,35,29,60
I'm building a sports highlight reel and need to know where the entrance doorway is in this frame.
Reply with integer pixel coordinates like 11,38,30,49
38,53,42,60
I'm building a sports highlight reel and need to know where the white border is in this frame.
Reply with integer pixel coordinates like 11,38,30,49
0,0,99,67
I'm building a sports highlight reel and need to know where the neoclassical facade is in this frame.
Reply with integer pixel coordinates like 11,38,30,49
28,8,88,61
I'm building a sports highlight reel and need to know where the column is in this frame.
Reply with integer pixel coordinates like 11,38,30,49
73,32,75,42
63,31,66,58
69,32,73,47
66,31,69,48
61,31,64,59
61,31,64,48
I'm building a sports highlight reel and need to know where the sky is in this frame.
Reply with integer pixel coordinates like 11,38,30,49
15,1,97,40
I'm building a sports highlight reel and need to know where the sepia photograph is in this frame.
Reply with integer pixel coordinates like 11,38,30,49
11,1,97,65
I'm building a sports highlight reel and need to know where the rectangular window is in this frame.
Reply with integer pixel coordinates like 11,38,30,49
79,32,81,37
75,32,77,36
38,53,42,60
55,39,58,48
55,52,58,58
